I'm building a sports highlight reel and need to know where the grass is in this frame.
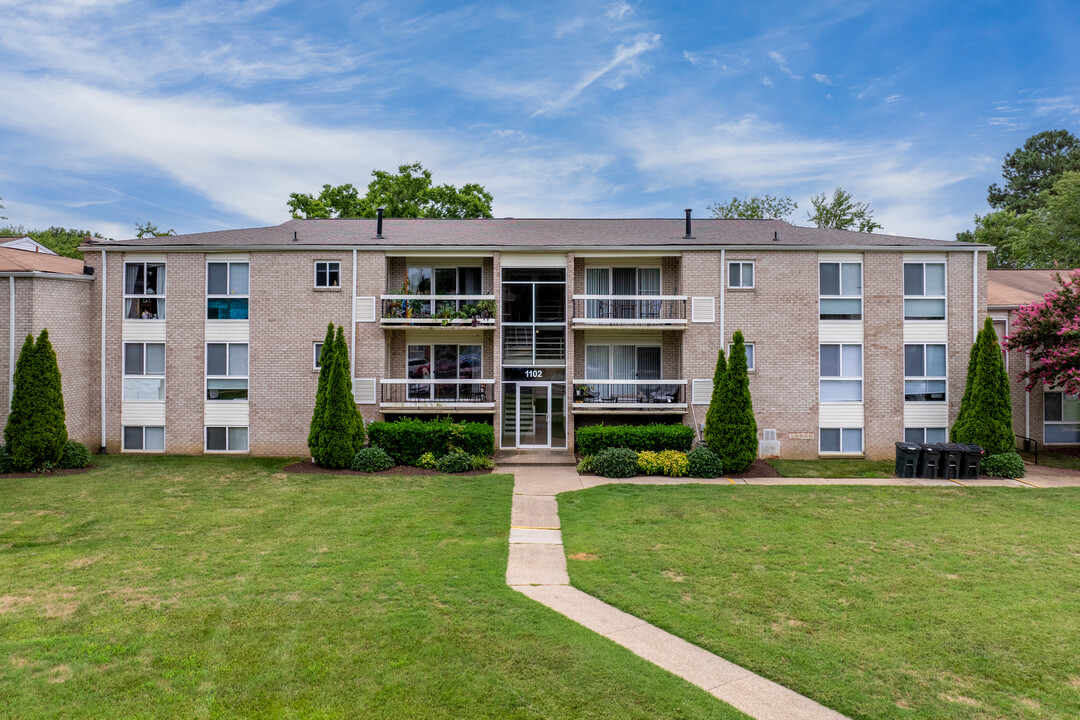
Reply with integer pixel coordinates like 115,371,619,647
0,455,746,719
767,458,895,478
1024,448,1080,472
560,484,1080,720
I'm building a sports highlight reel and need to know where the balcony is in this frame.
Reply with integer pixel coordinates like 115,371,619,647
571,296,687,329
380,379,496,412
380,296,497,329
571,380,687,412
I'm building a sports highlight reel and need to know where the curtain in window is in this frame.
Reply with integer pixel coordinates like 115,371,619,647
585,268,608,318
637,347,661,379
125,264,143,294
613,268,635,318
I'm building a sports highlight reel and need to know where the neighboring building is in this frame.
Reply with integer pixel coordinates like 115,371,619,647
76,216,989,459
0,236,58,255
988,269,1079,449
0,247,96,446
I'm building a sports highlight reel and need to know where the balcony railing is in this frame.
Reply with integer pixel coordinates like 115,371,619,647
380,295,496,327
380,378,496,405
571,295,686,326
571,379,687,407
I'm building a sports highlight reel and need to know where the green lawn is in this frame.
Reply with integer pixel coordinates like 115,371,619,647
1024,449,1080,472
0,456,745,719
560,484,1080,720
766,458,895,478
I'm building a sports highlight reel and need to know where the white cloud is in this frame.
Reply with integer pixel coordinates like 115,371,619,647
885,94,901,103
606,2,634,21
812,73,831,84
767,50,802,80
762,76,774,87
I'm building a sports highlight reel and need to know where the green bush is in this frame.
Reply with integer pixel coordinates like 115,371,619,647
0,446,14,474
637,450,688,477
351,446,395,472
436,451,473,474
58,441,91,469
952,318,1014,454
470,455,495,471
367,418,494,465
980,452,1026,478
687,447,723,478
576,455,594,474
591,447,639,478
308,324,360,469
4,330,68,472
707,331,757,474
576,423,694,455
416,452,438,469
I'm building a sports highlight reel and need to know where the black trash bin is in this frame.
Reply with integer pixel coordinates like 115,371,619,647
959,444,984,479
916,443,942,479
894,441,922,478
938,443,965,479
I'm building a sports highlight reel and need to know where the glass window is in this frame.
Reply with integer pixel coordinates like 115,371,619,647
123,343,165,401
904,262,946,320
406,267,432,294
123,426,164,451
728,262,754,289
313,342,323,369
434,268,458,295
820,261,862,320
502,284,534,323
206,343,248,400
534,328,566,364
905,427,948,444
820,428,863,453
904,344,947,401
534,284,566,322
820,344,862,402
206,426,248,452
207,261,249,320
315,261,341,288
1045,392,1080,443
406,343,483,401
123,262,166,319
727,342,755,371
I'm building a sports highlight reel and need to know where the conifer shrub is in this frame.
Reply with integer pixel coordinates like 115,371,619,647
709,331,758,473
980,452,1026,478
4,330,68,471
436,451,473,474
575,423,693,455
953,318,1014,454
591,447,639,478
687,447,723,478
58,441,91,469
703,343,727,454
0,446,14,474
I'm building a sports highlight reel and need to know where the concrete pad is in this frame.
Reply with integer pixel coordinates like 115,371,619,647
962,477,1024,487
909,477,959,487
512,584,647,635
506,543,569,585
509,527,563,544
712,673,850,720
511,467,583,496
1020,475,1080,488
605,622,754,690
510,494,561,528
578,475,619,489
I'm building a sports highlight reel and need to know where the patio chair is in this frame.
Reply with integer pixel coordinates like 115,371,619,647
649,384,678,403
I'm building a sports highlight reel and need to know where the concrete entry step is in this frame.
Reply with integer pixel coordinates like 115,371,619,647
496,450,577,466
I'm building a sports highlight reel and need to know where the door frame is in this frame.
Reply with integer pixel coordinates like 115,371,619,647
516,381,551,449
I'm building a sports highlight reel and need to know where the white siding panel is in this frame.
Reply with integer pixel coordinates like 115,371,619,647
122,252,167,263
122,320,167,342
818,320,864,343
903,321,948,343
405,329,485,344
121,402,166,425
691,379,713,404
355,296,376,322
206,252,250,262
691,297,715,323
904,403,949,427
204,402,249,425
580,330,663,345
819,403,865,426
818,252,863,263
205,320,250,342
903,252,947,263
500,253,567,268
355,378,377,405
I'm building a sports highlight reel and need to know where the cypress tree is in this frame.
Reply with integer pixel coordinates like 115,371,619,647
716,331,758,473
333,325,365,451
308,323,335,460
4,329,67,471
703,345,727,452
953,317,1014,453
950,331,982,442
309,324,356,468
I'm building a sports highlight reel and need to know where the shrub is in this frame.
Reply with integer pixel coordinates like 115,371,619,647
952,318,1013,454
576,423,694,455
351,446,395,472
5,330,68,472
707,331,757,474
687,447,723,478
591,447,639,478
637,450,688,477
416,452,438,469
58,441,91,469
367,418,494,465
576,455,593,474
308,325,360,469
981,451,1026,478
0,446,14,474
436,451,473,474
470,455,495,471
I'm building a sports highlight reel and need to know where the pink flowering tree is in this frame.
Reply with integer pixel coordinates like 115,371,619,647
1004,269,1080,393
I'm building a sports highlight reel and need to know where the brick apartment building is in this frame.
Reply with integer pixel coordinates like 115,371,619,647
65,215,991,460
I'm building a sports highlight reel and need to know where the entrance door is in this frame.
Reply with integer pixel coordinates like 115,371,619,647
517,382,551,448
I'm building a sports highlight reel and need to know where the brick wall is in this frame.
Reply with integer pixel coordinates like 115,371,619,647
163,253,208,454
862,253,904,458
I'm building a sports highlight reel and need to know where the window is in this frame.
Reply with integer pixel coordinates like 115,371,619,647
313,341,324,370
728,262,755,289
206,426,249,452
819,261,862,320
904,427,948,444
207,261,249,319
407,343,482,401
206,343,248,400
123,342,165,401
904,344,947,401
501,269,566,366
1044,392,1080,443
904,262,946,320
123,262,166,319
123,426,164,451
584,267,661,318
727,342,755,371
820,344,862,402
820,428,863,454
315,261,341,288
402,266,483,315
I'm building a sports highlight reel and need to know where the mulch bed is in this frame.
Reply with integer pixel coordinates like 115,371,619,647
576,457,781,480
0,465,97,479
283,460,493,476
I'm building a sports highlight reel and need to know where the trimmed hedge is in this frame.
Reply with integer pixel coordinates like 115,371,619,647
436,451,473,474
637,450,688,477
367,418,495,465
592,447,639,478
687,447,723,478
58,441,91,469
351,446,395,472
981,452,1026,478
576,423,694,455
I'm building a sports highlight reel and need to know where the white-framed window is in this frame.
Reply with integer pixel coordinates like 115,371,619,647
904,427,948,444
406,343,483,401
206,343,248,400
993,319,1008,371
820,344,862,402
903,262,946,320
123,261,166,319
205,426,249,452
904,344,947,402
583,343,666,402
819,261,862,320
727,261,755,289
207,261,249,320
727,342,755,371
123,426,164,452
1044,391,1080,444
315,261,341,288
313,341,324,370
123,342,165,401
820,428,863,454
583,266,662,319
402,265,483,315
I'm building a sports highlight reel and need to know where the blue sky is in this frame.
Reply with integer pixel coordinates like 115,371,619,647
1,0,1078,241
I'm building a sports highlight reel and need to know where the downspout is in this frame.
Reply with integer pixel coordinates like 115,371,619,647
351,248,357,380
8,276,13,412
100,252,107,453
971,248,979,342
719,248,726,348
1025,350,1031,438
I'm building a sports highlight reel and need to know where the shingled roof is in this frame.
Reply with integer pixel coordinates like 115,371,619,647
88,218,986,251
987,269,1077,308
0,247,86,275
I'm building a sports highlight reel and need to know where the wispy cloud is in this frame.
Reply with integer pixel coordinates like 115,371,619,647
606,2,634,21
812,73,831,84
762,76,774,87
768,51,802,80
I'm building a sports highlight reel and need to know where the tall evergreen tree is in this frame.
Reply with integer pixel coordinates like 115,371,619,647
4,329,68,471
952,318,1014,453
950,335,981,442
333,325,365,450
703,345,727,452
716,331,758,473
308,324,357,468
307,323,335,454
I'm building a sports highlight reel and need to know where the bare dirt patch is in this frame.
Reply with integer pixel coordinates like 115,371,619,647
569,552,598,561
46,665,72,683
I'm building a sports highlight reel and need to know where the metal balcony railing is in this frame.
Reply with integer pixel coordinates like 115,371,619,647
380,379,496,404
571,295,687,325
380,295,497,326
571,379,687,405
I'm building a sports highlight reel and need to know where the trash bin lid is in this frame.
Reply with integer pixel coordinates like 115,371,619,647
895,441,921,451
959,443,984,453
917,442,943,452
941,443,965,452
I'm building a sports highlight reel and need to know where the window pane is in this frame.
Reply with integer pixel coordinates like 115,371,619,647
408,345,431,379
743,263,753,288
637,347,661,379
316,264,327,286
904,298,946,320
820,345,840,376
407,267,431,294
124,426,143,450
819,263,839,295
925,263,945,296
434,268,458,295
207,298,248,319
459,345,481,379
729,263,741,287
841,345,862,377
314,342,323,368
903,264,923,296
535,328,566,364
534,284,565,322
230,263,249,295
1046,423,1080,444
904,428,924,443
207,344,228,375
144,426,165,451
821,379,862,402
820,428,841,452
146,264,164,295
207,263,228,294
502,284,533,323
745,344,755,371
1064,395,1080,422
207,378,248,400
228,344,248,376
434,345,458,379
585,345,610,379
638,268,661,295
124,343,144,375
503,327,532,364
819,298,862,320
840,263,862,296
124,377,164,401
925,345,946,377
459,267,482,295
905,379,947,402
926,428,948,443
125,264,144,295
228,427,249,452
328,263,340,286
1045,392,1063,422
842,428,863,453
904,345,924,377
206,426,227,450
145,343,165,375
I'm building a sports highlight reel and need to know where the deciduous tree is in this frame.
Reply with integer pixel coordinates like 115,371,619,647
808,188,882,233
707,195,797,221
1004,268,1080,395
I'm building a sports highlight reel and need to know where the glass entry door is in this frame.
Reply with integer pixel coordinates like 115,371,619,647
517,382,551,448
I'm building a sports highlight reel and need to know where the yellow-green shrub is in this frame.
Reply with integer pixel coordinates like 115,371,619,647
636,450,688,477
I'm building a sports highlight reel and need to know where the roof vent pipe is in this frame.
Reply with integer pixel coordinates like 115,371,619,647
773,230,779,242
292,230,298,242
684,208,693,239
376,207,384,239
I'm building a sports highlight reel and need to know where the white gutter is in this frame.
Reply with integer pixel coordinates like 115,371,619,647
8,277,13,413
100,252,107,452
719,248,725,347
351,248,357,377
971,248,980,342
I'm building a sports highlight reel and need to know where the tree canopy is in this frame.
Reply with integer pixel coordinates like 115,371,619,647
1004,268,1080,394
0,224,107,259
707,195,797,221
987,129,1080,215
135,221,177,238
807,188,882,233
288,162,494,219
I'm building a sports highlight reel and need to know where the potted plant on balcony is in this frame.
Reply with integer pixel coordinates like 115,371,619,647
435,302,457,326
476,299,496,320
